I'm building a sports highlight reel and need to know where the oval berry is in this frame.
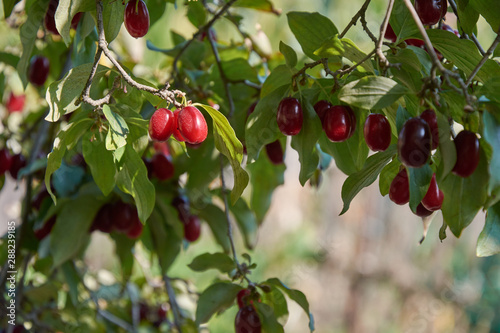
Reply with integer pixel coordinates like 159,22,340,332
364,113,391,151
415,0,446,25
44,0,59,35
28,56,50,86
184,215,201,242
419,109,439,149
265,140,284,165
323,105,355,142
389,168,410,205
90,203,114,233
277,97,303,136
405,39,425,48
177,106,208,144
421,174,444,211
126,218,143,239
385,24,397,42
237,289,252,309
172,110,186,142
6,92,26,113
415,203,433,217
8,154,27,180
313,100,332,124
398,117,431,168
151,153,175,181
452,130,479,177
235,305,261,333
124,0,150,38
112,202,140,233
0,148,13,175
149,108,175,141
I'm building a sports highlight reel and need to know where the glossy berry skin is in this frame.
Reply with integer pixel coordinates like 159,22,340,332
172,110,185,142
323,105,355,142
415,203,433,217
364,114,391,151
8,154,27,180
452,130,480,177
419,109,439,149
34,216,57,240
90,203,114,233
237,289,252,308
0,148,12,175
28,56,50,86
265,140,284,165
385,24,397,42
112,202,140,233
313,100,332,124
177,106,208,144
124,0,150,38
277,97,303,136
398,117,431,168
421,174,444,211
6,92,26,113
184,215,201,242
389,168,410,205
415,0,447,25
149,108,175,141
235,305,261,333
151,153,175,181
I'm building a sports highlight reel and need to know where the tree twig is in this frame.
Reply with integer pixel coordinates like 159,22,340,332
163,275,183,333
339,0,376,43
465,29,500,86
447,0,486,56
376,0,395,67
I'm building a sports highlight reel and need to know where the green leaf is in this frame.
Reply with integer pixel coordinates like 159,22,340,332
379,158,400,196
196,204,230,252
291,100,321,185
389,0,419,42
220,58,258,82
195,282,242,324
234,0,279,13
260,65,293,99
186,0,206,27
408,164,433,212
480,77,500,103
341,145,397,215
265,278,314,332
195,104,249,204
254,302,285,333
3,0,20,18
149,208,182,273
45,63,110,122
17,0,50,87
103,104,129,150
0,52,20,68
50,195,102,267
427,29,500,84
287,11,338,60
469,0,500,32
261,286,289,326
115,146,155,223
476,202,500,257
61,262,80,306
279,41,297,68
456,0,479,35
111,232,135,279
483,111,500,192
82,133,116,196
338,76,408,110
436,111,457,181
102,0,125,43
45,118,94,203
441,147,489,237
55,0,95,45
314,36,374,73
229,197,258,249
188,253,235,273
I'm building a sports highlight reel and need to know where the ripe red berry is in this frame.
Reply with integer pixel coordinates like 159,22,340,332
313,100,332,124
405,39,425,48
71,12,83,30
265,140,284,165
28,56,50,86
149,108,175,141
415,202,433,217
235,305,261,333
34,216,57,240
0,148,13,175
415,0,447,25
177,106,208,144
90,203,114,233
44,0,59,35
452,130,480,177
124,0,150,38
277,97,303,136
421,174,444,211
323,105,355,142
442,24,459,36
172,110,186,142
6,92,25,113
419,109,439,149
112,202,140,233
385,24,397,42
184,215,201,242
151,153,175,181
389,168,410,205
126,218,143,239
364,114,391,151
398,117,431,168
8,154,27,180
237,289,252,309
157,303,168,321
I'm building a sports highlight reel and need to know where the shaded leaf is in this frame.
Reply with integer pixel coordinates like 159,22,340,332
196,204,230,252
195,282,242,324
408,164,433,212
188,253,235,273
82,132,116,196
279,41,297,68
476,202,500,257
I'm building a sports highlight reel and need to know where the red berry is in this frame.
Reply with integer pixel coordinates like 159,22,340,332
385,24,397,42
44,0,59,35
442,24,459,37
313,100,331,124
112,202,140,233
8,154,27,180
184,215,201,242
405,39,425,48
153,141,171,155
151,153,175,181
364,114,391,151
177,106,208,144
235,305,261,333
0,148,13,175
149,108,175,141
421,174,444,211
139,302,149,321
277,97,303,136
6,92,25,113
34,216,57,240
415,0,447,25
237,289,252,309
419,109,439,150
452,130,479,177
71,12,83,30
28,56,50,86
415,202,433,217
90,203,115,233
398,117,431,168
246,101,258,119
323,105,355,142
172,110,186,142
389,168,410,205
157,303,168,321
124,0,150,38
126,218,143,239
265,140,284,165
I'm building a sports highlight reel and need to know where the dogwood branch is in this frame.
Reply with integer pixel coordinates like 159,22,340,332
339,0,377,43
164,275,184,333
376,0,395,67
466,29,500,86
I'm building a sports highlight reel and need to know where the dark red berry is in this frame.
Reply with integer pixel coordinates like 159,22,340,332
405,39,425,48
139,302,149,321
265,140,284,165
442,24,459,36
323,105,355,142
313,100,332,124
90,203,114,233
277,97,303,136
415,0,447,25
184,215,201,242
44,0,59,35
71,12,83,29
0,148,13,175
126,218,143,239
172,110,185,142
419,109,439,149
6,92,25,113
149,108,175,141
415,202,433,217
452,130,479,177
246,101,258,119
151,153,175,181
398,117,431,168
385,24,397,42
389,168,410,205
8,154,27,180
237,289,252,309
28,56,50,86
172,195,190,224
177,106,208,144
364,114,391,151
421,174,444,211
157,303,168,321
124,0,150,38
34,216,56,240
112,202,140,233
235,305,261,333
